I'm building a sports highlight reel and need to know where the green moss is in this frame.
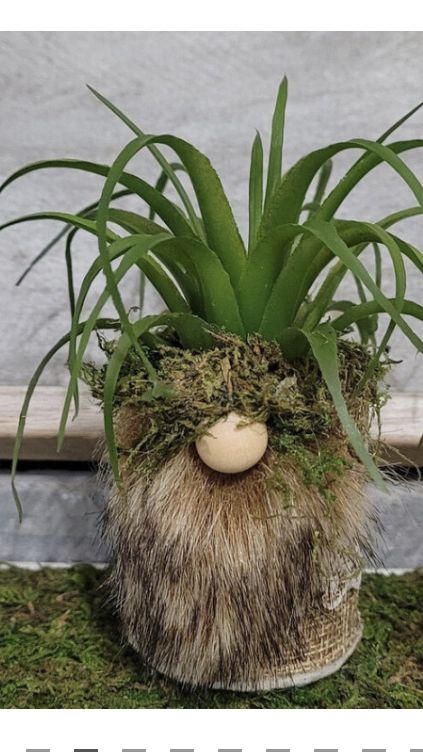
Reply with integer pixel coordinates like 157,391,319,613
270,432,353,502
0,567,421,709
82,332,387,494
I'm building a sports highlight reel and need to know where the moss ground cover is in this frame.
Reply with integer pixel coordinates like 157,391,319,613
0,566,421,709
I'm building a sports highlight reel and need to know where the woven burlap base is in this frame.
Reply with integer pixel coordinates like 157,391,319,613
213,590,363,692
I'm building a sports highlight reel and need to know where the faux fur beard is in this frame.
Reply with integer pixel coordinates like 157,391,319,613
101,446,377,689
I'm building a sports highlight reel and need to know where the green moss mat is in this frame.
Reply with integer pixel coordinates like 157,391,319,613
0,566,421,709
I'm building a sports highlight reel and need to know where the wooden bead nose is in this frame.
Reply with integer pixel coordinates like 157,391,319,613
195,411,268,474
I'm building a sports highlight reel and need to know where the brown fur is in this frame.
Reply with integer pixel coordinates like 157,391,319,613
101,445,377,689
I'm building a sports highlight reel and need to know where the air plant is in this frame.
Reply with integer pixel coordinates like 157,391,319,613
4,77,423,689
4,78,423,517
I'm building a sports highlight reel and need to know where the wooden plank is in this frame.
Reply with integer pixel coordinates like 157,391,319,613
0,385,422,465
375,391,423,466
0,386,102,462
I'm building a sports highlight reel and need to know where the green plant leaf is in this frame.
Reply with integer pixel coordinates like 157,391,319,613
374,242,382,288
66,234,164,396
358,320,396,389
248,131,264,253
105,207,170,314
64,227,81,413
258,138,423,243
64,228,77,319
302,221,408,332
147,134,247,286
59,234,173,448
326,300,378,345
318,139,423,221
370,205,423,229
152,237,245,335
301,210,423,329
95,136,169,389
278,327,309,359
303,323,385,489
148,162,187,221
0,159,194,237
332,299,423,331
254,137,423,317
264,77,288,213
0,211,118,242
22,134,246,291
271,218,423,339
92,130,243,371
64,231,189,327
305,221,422,350
335,296,423,391
15,190,132,286
89,129,248,284
260,220,423,354
137,254,190,313
10,318,120,519
305,159,333,219
107,208,168,236
149,248,203,316
353,138,423,205
87,85,205,239
376,99,423,143
238,223,302,333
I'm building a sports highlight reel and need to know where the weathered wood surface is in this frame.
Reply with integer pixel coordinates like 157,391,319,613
0,386,422,465
377,392,423,467
0,386,101,461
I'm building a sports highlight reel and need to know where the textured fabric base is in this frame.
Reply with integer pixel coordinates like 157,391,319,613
211,623,363,692
145,591,363,691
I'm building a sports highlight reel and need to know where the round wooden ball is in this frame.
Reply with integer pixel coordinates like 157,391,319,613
195,411,268,474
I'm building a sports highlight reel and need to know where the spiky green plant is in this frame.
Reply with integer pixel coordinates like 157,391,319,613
4,78,423,518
